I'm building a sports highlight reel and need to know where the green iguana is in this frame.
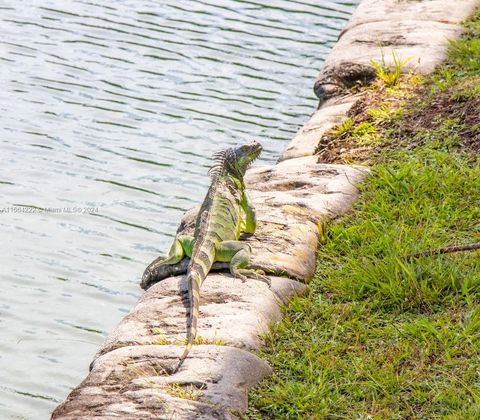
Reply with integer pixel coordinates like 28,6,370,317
141,141,268,372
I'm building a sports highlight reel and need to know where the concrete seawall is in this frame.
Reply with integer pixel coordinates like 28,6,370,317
52,0,479,418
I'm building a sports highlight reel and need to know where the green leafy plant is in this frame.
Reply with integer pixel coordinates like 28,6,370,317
367,103,404,124
330,117,355,139
371,51,412,87
352,121,381,145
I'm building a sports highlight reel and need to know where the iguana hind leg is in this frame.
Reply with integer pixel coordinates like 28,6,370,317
141,235,194,289
216,240,270,286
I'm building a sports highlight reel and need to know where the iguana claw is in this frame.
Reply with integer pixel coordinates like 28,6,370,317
234,269,271,287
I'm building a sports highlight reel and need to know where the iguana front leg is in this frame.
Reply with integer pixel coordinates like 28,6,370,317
216,240,270,286
141,235,194,289
241,190,256,234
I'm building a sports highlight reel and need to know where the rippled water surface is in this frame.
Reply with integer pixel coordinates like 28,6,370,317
0,0,359,417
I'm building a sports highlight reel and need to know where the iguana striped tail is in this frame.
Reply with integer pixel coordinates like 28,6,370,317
173,235,215,373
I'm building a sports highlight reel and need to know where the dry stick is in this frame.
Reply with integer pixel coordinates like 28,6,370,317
404,242,480,260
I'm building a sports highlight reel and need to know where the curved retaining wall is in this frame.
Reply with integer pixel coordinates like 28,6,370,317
52,0,479,418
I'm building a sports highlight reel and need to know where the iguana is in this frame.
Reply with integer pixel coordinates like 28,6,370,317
141,141,268,372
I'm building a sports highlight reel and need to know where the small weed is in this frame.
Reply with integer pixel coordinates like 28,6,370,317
330,117,355,138
122,358,168,378
371,51,411,87
151,327,168,345
164,383,205,401
181,335,226,346
151,337,168,345
151,327,164,335
432,68,455,92
367,103,404,124
352,121,381,145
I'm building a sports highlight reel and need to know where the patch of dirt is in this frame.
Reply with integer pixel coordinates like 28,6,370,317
402,80,480,153
316,76,480,164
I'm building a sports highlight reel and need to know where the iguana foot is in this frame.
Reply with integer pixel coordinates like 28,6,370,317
216,240,271,287
234,269,271,287
141,235,194,290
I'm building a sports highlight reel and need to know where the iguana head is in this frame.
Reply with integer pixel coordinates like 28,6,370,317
210,141,262,180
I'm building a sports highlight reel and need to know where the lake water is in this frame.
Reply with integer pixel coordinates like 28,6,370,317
0,0,359,417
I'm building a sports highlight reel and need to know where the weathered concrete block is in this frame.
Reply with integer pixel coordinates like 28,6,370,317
247,157,367,220
96,275,306,357
52,345,271,419
314,0,479,100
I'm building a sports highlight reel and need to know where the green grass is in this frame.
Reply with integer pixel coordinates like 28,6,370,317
247,10,480,420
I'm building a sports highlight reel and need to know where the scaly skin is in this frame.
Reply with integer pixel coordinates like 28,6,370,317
141,141,268,372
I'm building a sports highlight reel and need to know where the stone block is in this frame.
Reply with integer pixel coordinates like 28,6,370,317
52,345,271,419
96,275,306,357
